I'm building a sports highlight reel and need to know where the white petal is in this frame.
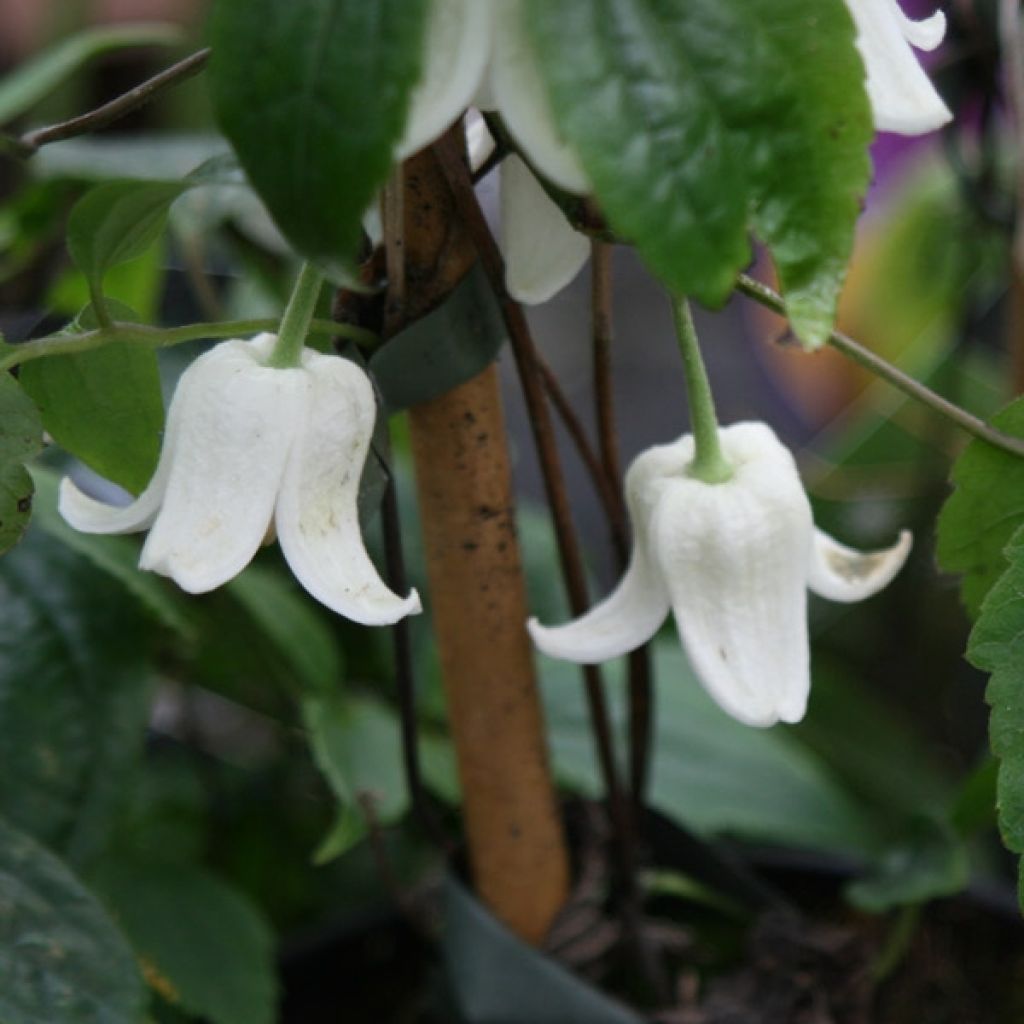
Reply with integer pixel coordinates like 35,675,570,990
466,114,496,173
846,0,952,135
139,336,307,593
276,351,420,625
527,437,691,662
895,5,946,51
650,423,813,727
397,0,493,160
501,155,590,305
59,458,170,535
489,0,588,193
807,527,912,603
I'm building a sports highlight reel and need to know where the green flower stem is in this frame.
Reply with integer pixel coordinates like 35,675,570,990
0,316,374,373
672,298,732,484
734,273,1024,461
268,262,324,369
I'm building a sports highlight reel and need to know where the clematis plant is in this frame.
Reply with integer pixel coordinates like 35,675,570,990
529,303,912,727
58,268,420,626
396,0,950,310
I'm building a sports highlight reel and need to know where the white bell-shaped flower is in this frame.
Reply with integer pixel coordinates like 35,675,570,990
846,0,952,134
528,422,911,728
400,0,590,306
58,334,420,626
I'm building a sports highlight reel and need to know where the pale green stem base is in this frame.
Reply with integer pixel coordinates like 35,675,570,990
672,298,732,484
268,262,325,369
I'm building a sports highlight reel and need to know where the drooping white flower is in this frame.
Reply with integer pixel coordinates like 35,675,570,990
528,422,911,728
846,0,952,135
59,334,421,626
399,0,590,305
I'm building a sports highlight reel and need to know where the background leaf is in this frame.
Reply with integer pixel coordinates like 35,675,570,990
937,397,1024,618
0,525,153,867
0,23,181,127
527,0,871,345
66,180,187,303
90,859,277,1024
0,816,145,1024
303,694,408,858
543,644,879,857
0,372,43,554
209,0,428,277
443,876,644,1024
20,342,164,495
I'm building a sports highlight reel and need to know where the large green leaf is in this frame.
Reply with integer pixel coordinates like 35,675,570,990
20,342,164,495
937,397,1024,619
0,525,153,867
443,876,643,1024
527,0,871,345
90,859,277,1024
0,817,144,1024
0,23,181,127
209,0,428,277
965,524,1024,908
543,643,879,856
0,372,43,554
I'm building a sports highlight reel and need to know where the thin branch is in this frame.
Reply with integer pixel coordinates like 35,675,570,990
0,316,376,372
591,241,654,808
17,48,211,155
535,355,625,537
735,273,1024,459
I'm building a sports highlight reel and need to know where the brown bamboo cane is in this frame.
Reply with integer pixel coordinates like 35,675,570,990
395,140,570,944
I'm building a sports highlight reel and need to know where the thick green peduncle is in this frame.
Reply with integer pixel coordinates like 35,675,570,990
267,262,324,369
672,297,732,484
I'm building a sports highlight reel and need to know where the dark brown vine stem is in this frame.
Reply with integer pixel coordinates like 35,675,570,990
591,241,655,807
17,48,211,155
432,132,669,999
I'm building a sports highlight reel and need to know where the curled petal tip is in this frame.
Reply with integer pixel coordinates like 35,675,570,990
58,474,163,535
899,8,946,51
807,527,912,603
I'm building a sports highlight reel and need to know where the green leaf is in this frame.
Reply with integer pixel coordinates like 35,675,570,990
20,342,164,495
527,0,871,344
303,694,408,848
0,23,181,127
0,371,43,554
29,467,192,636
544,642,879,856
0,525,153,866
965,524,1024,907
370,265,508,411
0,816,145,1024
937,397,1024,619
90,859,277,1024
209,0,428,276
66,179,187,304
443,876,643,1024
846,816,969,913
